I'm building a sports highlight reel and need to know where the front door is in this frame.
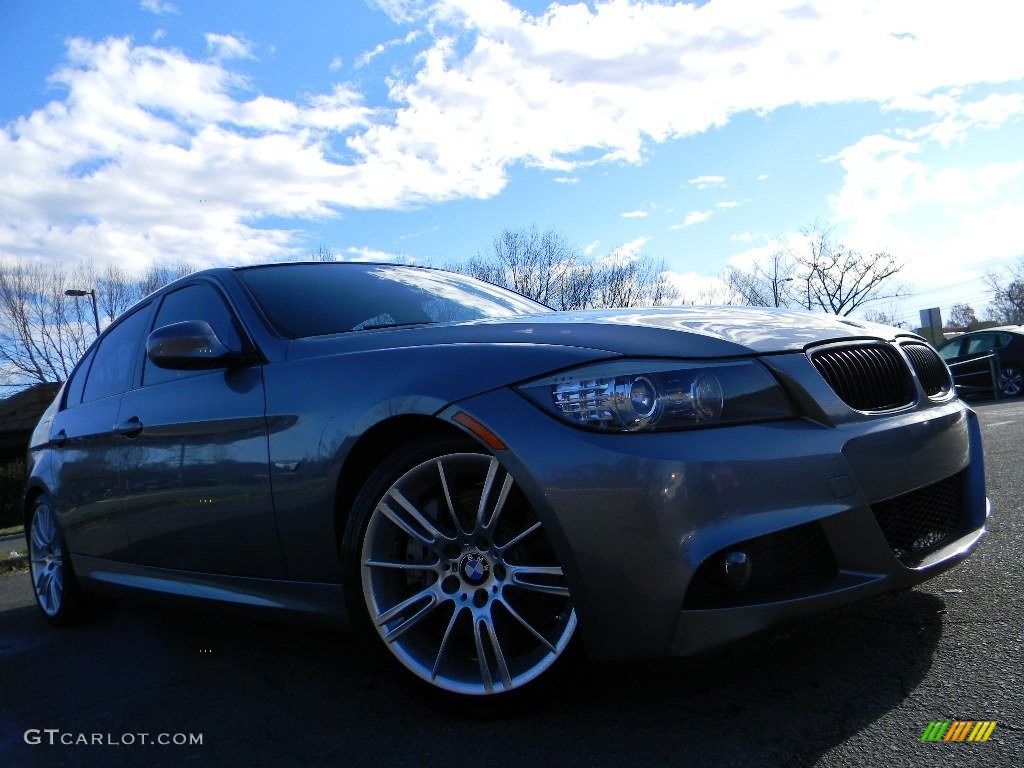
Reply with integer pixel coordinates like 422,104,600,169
116,281,284,578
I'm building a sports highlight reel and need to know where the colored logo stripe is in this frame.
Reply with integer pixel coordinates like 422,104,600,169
968,721,997,742
920,721,996,742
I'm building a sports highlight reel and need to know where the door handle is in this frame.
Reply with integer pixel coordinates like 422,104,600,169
50,429,68,448
114,417,144,438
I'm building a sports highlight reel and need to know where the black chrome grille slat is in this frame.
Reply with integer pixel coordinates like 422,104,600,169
811,343,913,411
902,342,953,397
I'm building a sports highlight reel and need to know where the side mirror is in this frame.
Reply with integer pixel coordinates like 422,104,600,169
147,320,245,370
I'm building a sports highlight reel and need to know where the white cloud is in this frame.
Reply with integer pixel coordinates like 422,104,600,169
0,38,374,267
600,236,650,265
621,210,647,219
355,31,421,69
663,271,731,305
553,176,578,184
354,0,1024,194
204,33,255,61
730,231,763,244
140,0,178,15
342,246,416,263
583,239,600,255
329,56,344,72
828,115,1024,311
757,173,769,181
688,175,726,189
716,200,739,209
5,0,1024,270
152,29,166,41
671,210,713,229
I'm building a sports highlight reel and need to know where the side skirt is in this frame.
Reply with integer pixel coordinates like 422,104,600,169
72,554,349,629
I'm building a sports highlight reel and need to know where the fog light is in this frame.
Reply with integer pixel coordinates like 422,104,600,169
723,551,751,590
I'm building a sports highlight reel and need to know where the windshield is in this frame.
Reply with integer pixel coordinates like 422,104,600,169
237,263,551,339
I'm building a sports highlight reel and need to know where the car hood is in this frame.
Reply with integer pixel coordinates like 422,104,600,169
288,305,914,360
464,307,910,354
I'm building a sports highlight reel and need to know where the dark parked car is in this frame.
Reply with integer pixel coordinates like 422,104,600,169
936,327,1024,398
26,263,989,711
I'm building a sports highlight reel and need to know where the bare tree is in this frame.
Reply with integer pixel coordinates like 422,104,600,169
457,226,678,310
794,223,908,316
723,249,795,307
97,264,142,322
723,222,909,317
138,261,197,298
863,303,909,329
467,226,580,307
945,303,979,331
984,260,1024,325
309,244,335,262
595,249,679,308
0,259,197,391
0,261,94,387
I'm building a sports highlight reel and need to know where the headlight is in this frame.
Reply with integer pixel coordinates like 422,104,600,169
518,359,793,432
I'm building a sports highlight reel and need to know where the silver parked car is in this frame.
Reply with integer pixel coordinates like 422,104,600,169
26,263,988,712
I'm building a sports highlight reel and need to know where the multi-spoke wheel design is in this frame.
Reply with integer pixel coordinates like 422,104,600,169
350,443,577,705
30,500,64,617
999,364,1022,397
27,497,85,626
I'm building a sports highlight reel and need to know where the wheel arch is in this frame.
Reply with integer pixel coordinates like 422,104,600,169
23,483,48,530
332,415,479,556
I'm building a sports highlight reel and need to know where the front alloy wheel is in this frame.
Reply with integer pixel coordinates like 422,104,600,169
998,364,1022,397
347,440,578,710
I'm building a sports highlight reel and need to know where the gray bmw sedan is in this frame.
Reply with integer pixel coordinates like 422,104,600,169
25,262,988,712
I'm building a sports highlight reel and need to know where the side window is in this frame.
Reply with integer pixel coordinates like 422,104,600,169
937,340,962,361
82,308,151,403
64,348,95,408
965,334,995,355
144,283,242,387
996,333,1012,348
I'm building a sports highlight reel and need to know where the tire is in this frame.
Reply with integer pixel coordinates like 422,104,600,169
27,497,88,627
998,364,1022,397
342,437,580,713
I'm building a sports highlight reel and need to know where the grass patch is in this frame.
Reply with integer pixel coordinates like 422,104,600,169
1,547,28,574
0,524,25,538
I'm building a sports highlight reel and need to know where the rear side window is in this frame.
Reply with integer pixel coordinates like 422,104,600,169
63,348,95,408
965,334,995,355
144,283,242,387
82,307,150,403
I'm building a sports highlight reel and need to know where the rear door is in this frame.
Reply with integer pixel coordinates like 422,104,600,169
946,333,999,394
116,280,285,577
50,304,152,559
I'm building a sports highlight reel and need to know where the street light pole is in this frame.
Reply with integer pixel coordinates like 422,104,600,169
65,288,101,335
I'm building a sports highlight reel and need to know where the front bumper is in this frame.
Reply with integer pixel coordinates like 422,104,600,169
442,388,988,661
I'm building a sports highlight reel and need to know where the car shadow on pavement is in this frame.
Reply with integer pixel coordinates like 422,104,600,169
1,581,946,768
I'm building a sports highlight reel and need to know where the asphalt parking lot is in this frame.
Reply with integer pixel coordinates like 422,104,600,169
1,399,1021,768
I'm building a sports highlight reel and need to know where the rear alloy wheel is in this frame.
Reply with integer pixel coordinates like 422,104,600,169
998,364,1022,397
346,439,578,711
28,497,86,626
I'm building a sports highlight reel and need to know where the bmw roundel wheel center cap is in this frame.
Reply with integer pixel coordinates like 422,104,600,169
460,553,491,585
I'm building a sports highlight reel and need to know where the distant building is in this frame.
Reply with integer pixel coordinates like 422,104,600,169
0,382,61,463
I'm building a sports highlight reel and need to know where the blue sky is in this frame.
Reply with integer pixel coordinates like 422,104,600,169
2,0,1023,327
